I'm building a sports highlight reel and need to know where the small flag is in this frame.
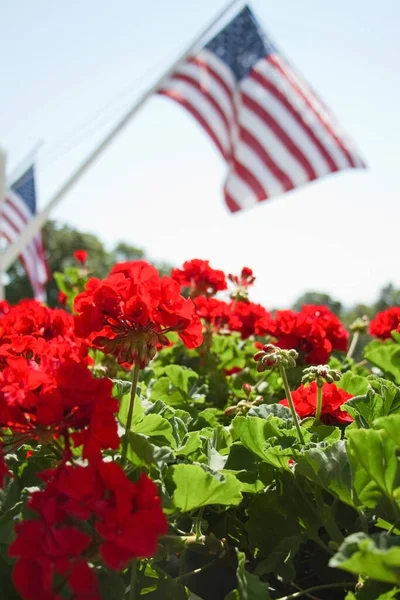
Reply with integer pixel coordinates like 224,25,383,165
159,5,365,212
1,166,49,301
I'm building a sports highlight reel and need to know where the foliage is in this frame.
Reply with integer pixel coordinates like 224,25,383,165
1,256,400,599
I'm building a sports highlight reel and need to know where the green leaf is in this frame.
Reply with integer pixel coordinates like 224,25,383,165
128,432,175,469
295,441,355,507
338,371,369,396
343,377,400,427
98,570,126,600
374,415,400,447
364,339,400,384
150,365,206,408
134,414,176,447
330,532,400,585
176,431,202,456
225,550,272,600
118,392,144,428
170,464,242,512
346,428,399,510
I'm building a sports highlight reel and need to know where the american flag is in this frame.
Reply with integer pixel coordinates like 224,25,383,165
159,5,365,212
1,166,48,301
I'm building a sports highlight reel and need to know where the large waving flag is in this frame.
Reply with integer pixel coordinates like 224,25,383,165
160,5,365,212
1,166,49,301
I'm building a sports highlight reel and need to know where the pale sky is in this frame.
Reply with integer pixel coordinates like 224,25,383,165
1,0,399,308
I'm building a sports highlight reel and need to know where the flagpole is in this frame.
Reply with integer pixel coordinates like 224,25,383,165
2,0,242,272
0,148,7,301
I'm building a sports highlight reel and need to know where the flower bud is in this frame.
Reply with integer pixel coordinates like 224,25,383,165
242,383,252,397
349,315,370,334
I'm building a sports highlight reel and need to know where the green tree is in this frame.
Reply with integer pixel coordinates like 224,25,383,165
292,291,343,316
5,221,170,306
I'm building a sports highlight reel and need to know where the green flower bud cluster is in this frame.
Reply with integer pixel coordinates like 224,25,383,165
349,315,370,334
254,344,298,372
301,364,341,388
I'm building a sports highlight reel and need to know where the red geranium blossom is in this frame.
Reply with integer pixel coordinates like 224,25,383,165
171,259,227,297
194,296,232,331
369,307,400,340
58,290,67,306
229,301,273,340
9,462,167,599
74,261,203,367
264,305,348,364
228,267,255,288
280,382,353,424
73,249,88,264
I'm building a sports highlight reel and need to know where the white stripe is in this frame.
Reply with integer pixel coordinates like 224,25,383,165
279,57,364,167
174,62,234,123
248,63,338,174
5,190,32,222
260,58,351,169
197,49,236,92
234,140,285,198
160,79,231,155
224,172,260,210
2,203,29,236
238,101,310,186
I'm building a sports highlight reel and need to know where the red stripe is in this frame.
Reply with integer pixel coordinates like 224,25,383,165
248,69,339,173
269,56,357,169
0,231,45,298
170,73,232,133
241,91,317,181
239,125,295,192
3,197,46,262
224,192,241,213
188,57,234,108
230,159,267,203
158,89,228,159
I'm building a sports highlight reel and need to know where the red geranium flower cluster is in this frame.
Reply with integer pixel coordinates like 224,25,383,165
280,382,353,424
230,301,273,340
73,249,88,264
171,259,227,297
10,462,167,600
228,266,255,289
194,296,232,331
74,261,203,367
369,307,400,340
265,305,348,364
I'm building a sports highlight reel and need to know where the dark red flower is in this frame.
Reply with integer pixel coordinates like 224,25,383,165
228,267,255,288
264,305,348,364
9,462,167,598
74,261,203,367
280,382,353,424
73,250,88,265
369,307,400,340
171,259,227,297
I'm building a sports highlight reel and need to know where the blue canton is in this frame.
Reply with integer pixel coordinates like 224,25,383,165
205,5,275,82
10,166,36,214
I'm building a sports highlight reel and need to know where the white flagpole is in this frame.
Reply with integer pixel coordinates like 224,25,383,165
0,147,7,301
2,0,241,272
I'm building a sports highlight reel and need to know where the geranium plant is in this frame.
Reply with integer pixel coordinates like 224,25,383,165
1,257,400,600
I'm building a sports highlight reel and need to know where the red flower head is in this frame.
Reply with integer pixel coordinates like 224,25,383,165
369,307,400,340
73,249,87,265
74,260,203,367
280,382,353,425
9,463,167,598
228,266,256,288
229,301,273,340
264,305,348,364
194,296,232,332
171,259,227,297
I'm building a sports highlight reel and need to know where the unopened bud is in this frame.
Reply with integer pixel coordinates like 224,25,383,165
349,315,370,334
242,383,252,397
301,365,341,387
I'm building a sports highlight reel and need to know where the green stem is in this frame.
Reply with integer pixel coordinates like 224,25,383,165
195,507,204,541
128,559,138,600
121,361,141,464
346,331,359,359
315,385,323,423
277,581,355,600
279,364,304,444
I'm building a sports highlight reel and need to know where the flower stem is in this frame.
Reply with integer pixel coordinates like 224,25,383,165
346,331,359,359
315,385,323,423
128,559,138,600
279,364,304,444
276,581,355,600
121,361,141,464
